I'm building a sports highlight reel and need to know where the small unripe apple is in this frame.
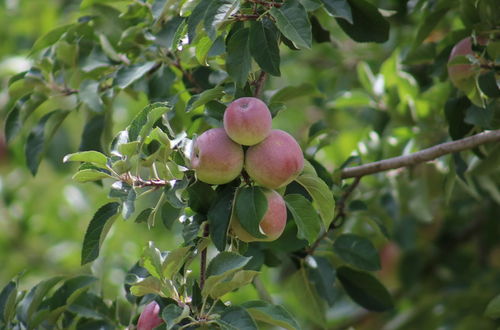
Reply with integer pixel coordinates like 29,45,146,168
245,130,304,189
137,301,163,330
190,128,244,185
231,189,287,242
223,97,272,146
447,37,486,90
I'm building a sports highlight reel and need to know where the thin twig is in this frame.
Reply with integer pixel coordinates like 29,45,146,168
340,130,500,179
253,71,267,98
200,224,210,290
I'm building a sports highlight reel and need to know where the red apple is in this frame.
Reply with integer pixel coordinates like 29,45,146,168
245,130,304,189
447,36,487,90
190,128,244,185
137,301,163,330
231,189,287,242
223,97,272,146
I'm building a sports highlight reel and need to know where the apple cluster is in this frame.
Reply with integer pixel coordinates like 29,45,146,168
190,97,304,242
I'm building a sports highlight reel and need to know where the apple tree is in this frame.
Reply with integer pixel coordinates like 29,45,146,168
1,0,500,329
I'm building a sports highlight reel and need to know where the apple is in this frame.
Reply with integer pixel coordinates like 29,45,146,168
231,189,287,242
447,36,486,90
223,97,272,146
190,128,244,185
245,130,304,189
137,301,163,330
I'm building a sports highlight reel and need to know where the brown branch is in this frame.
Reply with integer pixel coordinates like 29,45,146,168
340,130,500,179
200,224,210,290
253,71,267,98
231,13,260,21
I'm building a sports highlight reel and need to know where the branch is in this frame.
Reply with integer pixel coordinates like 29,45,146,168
340,130,500,179
253,71,267,98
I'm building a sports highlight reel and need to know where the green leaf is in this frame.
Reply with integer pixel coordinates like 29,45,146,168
130,276,162,296
478,71,500,98
329,90,373,109
242,300,301,330
79,115,105,152
115,62,156,89
207,252,252,277
135,208,153,224
72,169,113,183
270,0,312,49
18,276,64,326
141,241,164,280
79,80,104,113
4,103,22,143
25,110,69,176
122,188,136,220
207,270,258,299
162,304,189,329
295,161,335,228
127,102,171,141
485,294,500,319
226,28,251,88
186,85,225,112
465,105,493,129
48,275,97,310
284,194,322,244
307,256,338,306
337,266,394,312
235,187,268,239
187,0,210,41
63,151,108,168
204,0,240,40
413,6,450,47
336,0,389,43
218,306,258,330
249,20,281,76
333,234,380,271
163,246,192,279
30,24,73,54
208,184,237,251
161,200,182,229
81,202,120,265
194,36,214,65
270,83,320,103
155,16,185,50
320,0,352,23
0,280,17,325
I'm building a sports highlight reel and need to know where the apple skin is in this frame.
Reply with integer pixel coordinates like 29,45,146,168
245,130,304,189
231,189,287,242
190,128,244,185
223,97,272,146
137,301,163,330
447,37,487,90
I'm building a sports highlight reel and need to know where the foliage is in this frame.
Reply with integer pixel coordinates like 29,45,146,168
1,0,500,329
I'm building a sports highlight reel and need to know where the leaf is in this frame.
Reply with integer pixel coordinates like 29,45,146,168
336,0,389,43
18,276,64,326
48,275,97,309
249,20,280,76
141,241,164,280
81,202,120,265
485,294,500,319
122,188,136,220
194,36,213,65
337,266,394,312
187,0,210,41
130,276,162,296
206,252,251,277
72,169,113,183
320,0,352,23
79,115,105,152
0,280,17,325
465,105,493,129
25,110,69,176
218,306,258,330
186,85,225,112
79,80,104,113
4,103,21,143
127,102,171,141
226,28,251,88
154,16,184,50
413,5,451,47
162,304,189,329
208,184,237,251
163,246,192,279
270,0,312,49
161,201,181,229
478,71,500,98
269,83,320,103
204,0,240,40
295,161,335,228
235,187,268,239
444,96,473,140
208,270,258,299
307,256,338,306
115,62,156,89
333,234,380,271
284,194,322,244
329,90,373,109
63,151,108,168
30,24,73,54
242,300,301,330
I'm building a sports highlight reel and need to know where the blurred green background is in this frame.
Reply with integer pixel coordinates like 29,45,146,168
2,0,500,329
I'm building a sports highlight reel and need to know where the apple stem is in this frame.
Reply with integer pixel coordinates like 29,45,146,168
253,71,267,98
